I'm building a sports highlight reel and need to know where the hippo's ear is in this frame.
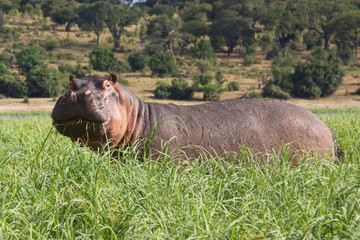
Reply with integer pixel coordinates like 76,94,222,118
109,73,117,84
69,75,75,82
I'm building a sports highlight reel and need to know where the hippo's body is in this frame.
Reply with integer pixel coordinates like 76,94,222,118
52,74,340,162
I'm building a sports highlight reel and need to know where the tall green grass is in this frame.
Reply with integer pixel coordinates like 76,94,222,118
0,111,359,239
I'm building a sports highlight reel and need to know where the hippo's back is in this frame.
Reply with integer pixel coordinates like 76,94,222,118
145,99,335,159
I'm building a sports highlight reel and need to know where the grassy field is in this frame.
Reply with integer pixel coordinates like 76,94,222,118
0,110,359,239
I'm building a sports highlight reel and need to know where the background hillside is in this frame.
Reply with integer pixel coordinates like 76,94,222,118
0,0,359,110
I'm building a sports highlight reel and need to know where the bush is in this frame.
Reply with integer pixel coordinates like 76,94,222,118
0,61,9,75
0,50,15,65
192,59,214,74
0,74,27,98
16,46,44,74
154,78,193,100
149,51,178,77
89,46,118,72
240,91,262,99
243,55,260,66
226,81,240,91
116,59,131,73
192,39,216,63
192,74,224,101
58,63,90,77
154,81,171,99
336,44,356,66
291,48,344,98
127,51,149,72
43,39,60,51
262,83,291,100
26,66,64,97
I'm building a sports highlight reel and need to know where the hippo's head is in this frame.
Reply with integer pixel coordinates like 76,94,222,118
52,74,138,150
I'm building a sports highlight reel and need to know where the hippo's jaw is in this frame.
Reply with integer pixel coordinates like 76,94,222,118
53,117,110,140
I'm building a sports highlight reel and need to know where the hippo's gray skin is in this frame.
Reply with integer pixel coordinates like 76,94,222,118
52,74,341,163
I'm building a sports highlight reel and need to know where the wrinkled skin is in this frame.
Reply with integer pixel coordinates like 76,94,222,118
52,74,341,163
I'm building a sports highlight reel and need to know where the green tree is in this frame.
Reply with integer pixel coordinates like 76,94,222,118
291,48,343,98
191,39,216,63
42,0,80,32
89,46,118,72
26,65,63,97
0,74,27,98
306,0,354,51
211,9,253,56
77,2,107,45
104,1,142,49
330,11,360,65
146,14,181,55
149,51,178,77
16,46,44,74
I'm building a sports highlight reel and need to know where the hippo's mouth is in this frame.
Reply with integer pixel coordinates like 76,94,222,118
53,117,109,139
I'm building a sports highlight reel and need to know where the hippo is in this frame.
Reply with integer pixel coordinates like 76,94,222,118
51,74,342,163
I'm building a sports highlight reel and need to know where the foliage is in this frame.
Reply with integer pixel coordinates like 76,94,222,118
154,78,193,100
16,46,44,74
42,39,60,51
58,63,90,77
262,83,291,100
89,46,118,72
0,61,9,75
149,51,178,77
243,55,260,66
303,30,322,50
103,1,142,48
191,39,216,63
127,51,149,72
26,65,64,97
146,13,181,54
77,2,107,45
41,0,80,32
226,81,240,91
192,74,225,101
0,74,27,98
291,48,344,98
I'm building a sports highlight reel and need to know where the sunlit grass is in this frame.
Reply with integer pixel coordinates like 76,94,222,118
0,110,359,239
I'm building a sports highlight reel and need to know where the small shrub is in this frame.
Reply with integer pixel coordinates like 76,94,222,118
58,63,90,77
89,46,118,72
0,74,27,98
241,91,262,99
262,83,291,100
127,51,149,72
226,81,240,91
56,51,77,61
149,51,178,77
43,39,60,51
192,74,224,101
22,96,30,103
154,81,171,99
154,78,193,100
243,55,260,66
116,59,131,73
